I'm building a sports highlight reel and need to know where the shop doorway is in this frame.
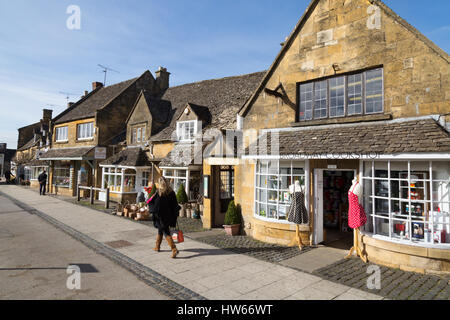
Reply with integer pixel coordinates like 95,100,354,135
314,169,356,248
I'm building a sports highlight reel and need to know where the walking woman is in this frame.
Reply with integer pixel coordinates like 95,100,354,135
149,177,181,258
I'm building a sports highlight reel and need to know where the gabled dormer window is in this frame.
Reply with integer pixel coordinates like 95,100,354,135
177,120,197,141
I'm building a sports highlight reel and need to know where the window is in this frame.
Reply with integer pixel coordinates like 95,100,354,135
31,166,48,180
220,166,234,199
77,122,94,140
54,166,70,187
103,167,136,193
141,170,150,188
329,76,345,117
131,126,146,144
55,126,68,142
362,160,449,247
177,121,197,141
298,68,383,121
255,161,306,221
299,83,313,121
365,69,383,114
163,169,188,195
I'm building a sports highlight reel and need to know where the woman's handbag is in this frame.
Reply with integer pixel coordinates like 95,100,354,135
171,222,184,244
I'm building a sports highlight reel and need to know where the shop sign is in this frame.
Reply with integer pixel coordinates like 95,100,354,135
95,147,107,160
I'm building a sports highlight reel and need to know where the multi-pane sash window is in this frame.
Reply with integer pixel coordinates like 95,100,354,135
298,68,383,121
177,121,197,141
77,122,94,140
132,126,146,144
55,126,68,142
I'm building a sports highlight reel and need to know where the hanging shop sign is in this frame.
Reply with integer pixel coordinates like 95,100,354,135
95,147,107,160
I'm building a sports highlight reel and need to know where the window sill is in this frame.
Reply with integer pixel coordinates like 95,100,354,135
77,138,94,142
291,113,392,128
361,232,450,250
55,140,69,144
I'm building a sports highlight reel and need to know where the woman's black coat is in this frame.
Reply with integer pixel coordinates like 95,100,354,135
149,191,180,229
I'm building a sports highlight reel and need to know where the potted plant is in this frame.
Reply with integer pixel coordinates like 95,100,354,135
176,184,188,217
224,200,241,236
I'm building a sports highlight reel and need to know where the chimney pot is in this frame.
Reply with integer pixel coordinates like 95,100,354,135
84,90,88,96
92,82,103,90
68,102,75,108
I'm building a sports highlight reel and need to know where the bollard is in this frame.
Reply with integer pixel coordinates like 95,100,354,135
105,188,110,209
90,186,94,205
77,185,81,202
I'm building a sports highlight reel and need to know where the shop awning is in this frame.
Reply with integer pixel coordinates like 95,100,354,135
100,147,152,167
244,117,450,159
39,147,95,161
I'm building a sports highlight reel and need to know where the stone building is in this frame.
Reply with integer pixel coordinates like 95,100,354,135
39,70,159,197
230,0,449,273
12,109,53,187
100,69,265,206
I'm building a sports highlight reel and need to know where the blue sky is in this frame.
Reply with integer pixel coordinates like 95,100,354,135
0,0,449,149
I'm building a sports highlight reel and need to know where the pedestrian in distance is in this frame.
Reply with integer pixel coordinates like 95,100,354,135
4,170,11,184
38,170,47,195
148,177,181,258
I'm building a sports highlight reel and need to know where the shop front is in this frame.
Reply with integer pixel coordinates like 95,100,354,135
237,118,450,273
100,147,156,204
24,160,50,190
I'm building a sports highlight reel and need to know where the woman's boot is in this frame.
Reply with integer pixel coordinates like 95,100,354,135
165,236,179,258
154,234,162,252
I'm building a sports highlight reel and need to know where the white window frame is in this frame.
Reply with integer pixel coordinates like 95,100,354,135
77,122,94,140
254,160,309,224
101,166,137,194
361,160,450,249
176,121,197,142
55,126,68,142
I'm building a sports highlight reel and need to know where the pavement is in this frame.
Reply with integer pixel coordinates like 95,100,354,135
1,184,447,300
0,193,169,300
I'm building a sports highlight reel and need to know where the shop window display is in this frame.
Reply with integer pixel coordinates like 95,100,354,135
362,161,450,246
255,161,306,221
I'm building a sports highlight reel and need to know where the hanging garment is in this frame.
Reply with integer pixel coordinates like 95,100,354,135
288,191,309,225
348,183,367,229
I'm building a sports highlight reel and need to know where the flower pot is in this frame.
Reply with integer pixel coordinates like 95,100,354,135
224,224,240,236
180,205,186,218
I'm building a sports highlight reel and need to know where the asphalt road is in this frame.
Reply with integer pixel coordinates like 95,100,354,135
0,194,169,300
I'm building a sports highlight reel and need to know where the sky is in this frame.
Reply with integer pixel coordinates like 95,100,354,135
0,0,449,149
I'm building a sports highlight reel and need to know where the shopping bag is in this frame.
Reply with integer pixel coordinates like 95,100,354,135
171,222,184,243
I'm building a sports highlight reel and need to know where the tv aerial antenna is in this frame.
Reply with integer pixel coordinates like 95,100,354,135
98,64,120,86
59,92,78,103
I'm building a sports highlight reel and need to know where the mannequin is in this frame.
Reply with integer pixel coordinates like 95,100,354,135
346,176,367,263
288,180,308,251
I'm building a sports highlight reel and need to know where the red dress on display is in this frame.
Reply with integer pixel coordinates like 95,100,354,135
348,183,367,229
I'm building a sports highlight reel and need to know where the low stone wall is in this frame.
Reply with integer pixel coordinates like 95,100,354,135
360,233,450,275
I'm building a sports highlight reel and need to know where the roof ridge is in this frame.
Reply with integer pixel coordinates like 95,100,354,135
167,70,266,90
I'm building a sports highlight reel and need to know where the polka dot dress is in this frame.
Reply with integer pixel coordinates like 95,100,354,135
348,183,367,229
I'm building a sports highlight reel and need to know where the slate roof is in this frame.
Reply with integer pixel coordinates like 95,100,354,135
247,118,450,156
142,90,171,124
101,147,152,167
54,77,139,124
17,137,39,151
23,159,50,167
149,71,266,142
39,147,94,160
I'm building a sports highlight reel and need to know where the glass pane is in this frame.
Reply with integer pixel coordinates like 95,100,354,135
257,202,267,217
314,80,327,119
267,205,277,219
268,190,278,203
268,176,278,190
329,76,345,117
375,217,390,236
363,161,373,177
299,83,313,120
365,69,383,114
347,73,363,115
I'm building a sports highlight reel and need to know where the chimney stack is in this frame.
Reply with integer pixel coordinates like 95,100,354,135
92,82,103,90
67,102,75,108
155,67,170,92
42,109,53,123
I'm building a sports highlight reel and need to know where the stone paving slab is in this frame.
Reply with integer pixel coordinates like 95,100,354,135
313,257,450,300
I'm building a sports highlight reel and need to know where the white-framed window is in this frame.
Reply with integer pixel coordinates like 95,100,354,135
141,170,150,188
55,126,68,142
31,166,48,180
131,126,146,144
77,122,94,140
255,160,306,221
102,167,136,193
298,67,383,121
163,168,188,194
176,121,197,141
362,160,450,247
